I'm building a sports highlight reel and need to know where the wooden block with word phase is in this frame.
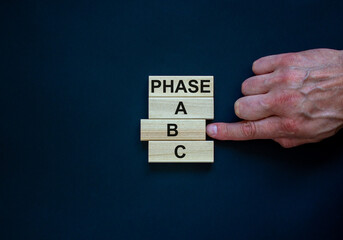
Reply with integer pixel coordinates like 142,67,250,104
149,76,214,97
149,141,214,163
149,97,214,119
140,119,205,141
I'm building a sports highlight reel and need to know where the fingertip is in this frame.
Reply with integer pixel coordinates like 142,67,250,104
252,58,265,75
206,124,218,137
234,100,240,118
207,122,232,140
252,60,258,73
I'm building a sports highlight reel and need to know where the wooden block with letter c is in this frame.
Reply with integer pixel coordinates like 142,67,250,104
148,141,214,163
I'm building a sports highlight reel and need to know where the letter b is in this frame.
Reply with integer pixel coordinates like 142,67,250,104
167,124,178,136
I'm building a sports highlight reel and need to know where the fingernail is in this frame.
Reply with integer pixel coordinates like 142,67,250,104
234,101,240,116
207,124,217,136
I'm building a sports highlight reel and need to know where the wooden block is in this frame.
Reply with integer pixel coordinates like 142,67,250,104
149,97,214,119
140,119,205,141
149,141,214,163
149,76,214,97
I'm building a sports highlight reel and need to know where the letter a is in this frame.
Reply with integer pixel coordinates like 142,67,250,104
175,101,187,115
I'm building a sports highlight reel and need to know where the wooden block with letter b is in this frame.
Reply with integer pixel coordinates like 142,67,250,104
149,141,214,163
140,119,206,141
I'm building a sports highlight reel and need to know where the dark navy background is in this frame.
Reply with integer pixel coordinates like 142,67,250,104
1,0,343,239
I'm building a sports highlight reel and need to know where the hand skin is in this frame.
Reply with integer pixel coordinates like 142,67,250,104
207,48,343,148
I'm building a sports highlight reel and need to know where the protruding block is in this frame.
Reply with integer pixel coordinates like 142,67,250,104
149,76,214,97
149,141,214,163
140,119,205,141
149,97,214,119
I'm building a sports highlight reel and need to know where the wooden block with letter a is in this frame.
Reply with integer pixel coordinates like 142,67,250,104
149,97,214,119
148,141,214,163
140,119,205,141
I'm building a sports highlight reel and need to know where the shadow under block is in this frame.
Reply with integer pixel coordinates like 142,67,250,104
140,119,206,141
149,141,214,163
149,76,213,97
149,97,214,119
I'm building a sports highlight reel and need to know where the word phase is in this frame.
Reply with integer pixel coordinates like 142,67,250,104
141,76,214,163
149,76,213,97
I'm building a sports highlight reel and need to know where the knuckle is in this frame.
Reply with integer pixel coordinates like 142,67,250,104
281,53,299,65
240,121,257,138
278,68,293,82
275,91,300,106
259,96,272,110
281,118,299,134
223,123,230,137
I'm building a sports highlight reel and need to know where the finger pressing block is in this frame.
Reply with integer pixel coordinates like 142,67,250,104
140,119,206,141
148,141,214,163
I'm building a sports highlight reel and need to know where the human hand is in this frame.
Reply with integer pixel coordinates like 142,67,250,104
207,48,343,148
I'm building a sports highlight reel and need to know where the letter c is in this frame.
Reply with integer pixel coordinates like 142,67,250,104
174,145,186,158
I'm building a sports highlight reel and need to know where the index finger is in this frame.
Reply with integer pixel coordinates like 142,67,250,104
206,117,283,140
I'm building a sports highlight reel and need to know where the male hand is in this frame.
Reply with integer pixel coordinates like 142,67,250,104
207,49,343,148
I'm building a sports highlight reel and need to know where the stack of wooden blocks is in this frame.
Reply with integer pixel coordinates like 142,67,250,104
140,76,214,163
